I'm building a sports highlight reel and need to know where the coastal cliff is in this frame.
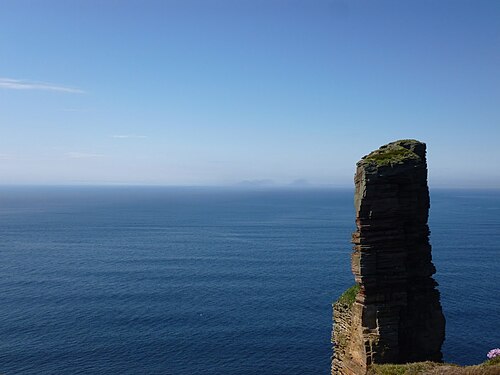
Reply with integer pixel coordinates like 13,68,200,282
332,140,445,375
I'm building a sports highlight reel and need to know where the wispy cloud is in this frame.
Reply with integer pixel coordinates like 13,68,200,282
112,135,148,139
59,108,93,112
0,77,84,93
66,152,104,159
0,153,15,160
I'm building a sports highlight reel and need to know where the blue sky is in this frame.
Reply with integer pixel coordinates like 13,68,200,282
1,0,499,187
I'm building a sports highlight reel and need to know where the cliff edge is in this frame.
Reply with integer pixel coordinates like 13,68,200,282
332,140,445,375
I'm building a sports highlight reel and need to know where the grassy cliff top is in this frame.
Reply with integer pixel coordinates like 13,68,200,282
361,139,424,167
335,284,360,307
368,357,500,375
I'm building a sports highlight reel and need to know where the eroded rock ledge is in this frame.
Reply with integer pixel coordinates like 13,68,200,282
332,140,445,375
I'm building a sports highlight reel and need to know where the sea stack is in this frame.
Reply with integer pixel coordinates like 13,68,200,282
332,140,445,375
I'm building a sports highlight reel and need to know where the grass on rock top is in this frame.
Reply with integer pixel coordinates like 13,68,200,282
336,284,360,306
367,357,500,374
363,145,420,167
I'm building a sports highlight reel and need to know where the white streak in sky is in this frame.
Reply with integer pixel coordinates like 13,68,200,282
60,108,92,112
0,77,84,93
112,135,148,139
66,152,104,159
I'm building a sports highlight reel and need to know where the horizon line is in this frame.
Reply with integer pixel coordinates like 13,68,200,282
0,183,498,191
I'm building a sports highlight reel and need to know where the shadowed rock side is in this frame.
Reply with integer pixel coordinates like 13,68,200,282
332,140,445,375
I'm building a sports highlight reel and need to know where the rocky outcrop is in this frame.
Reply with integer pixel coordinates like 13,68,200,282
332,140,445,375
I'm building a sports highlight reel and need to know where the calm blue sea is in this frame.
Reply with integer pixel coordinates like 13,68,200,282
0,187,499,374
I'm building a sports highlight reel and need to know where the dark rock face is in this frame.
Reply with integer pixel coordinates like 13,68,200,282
332,140,445,375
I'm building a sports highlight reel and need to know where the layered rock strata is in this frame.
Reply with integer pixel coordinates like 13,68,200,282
332,140,445,375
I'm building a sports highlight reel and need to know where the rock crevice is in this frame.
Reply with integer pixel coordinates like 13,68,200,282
332,140,445,375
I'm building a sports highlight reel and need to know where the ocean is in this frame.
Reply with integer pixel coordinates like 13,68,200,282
0,187,498,374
